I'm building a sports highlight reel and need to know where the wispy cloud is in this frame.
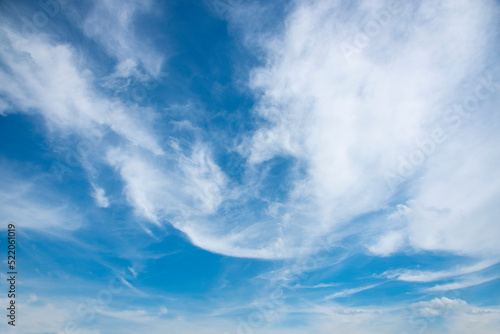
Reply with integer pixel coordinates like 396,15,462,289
0,28,164,155
82,0,164,78
425,275,500,292
325,284,379,300
382,260,498,282
294,283,339,289
2,0,498,263
222,0,500,259
0,166,82,231
0,1,499,332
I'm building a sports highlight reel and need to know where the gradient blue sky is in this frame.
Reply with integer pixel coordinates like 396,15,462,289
1,0,500,333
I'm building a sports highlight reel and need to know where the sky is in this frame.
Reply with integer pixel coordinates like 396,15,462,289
0,0,500,333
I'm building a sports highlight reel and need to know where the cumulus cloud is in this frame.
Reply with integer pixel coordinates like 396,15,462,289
410,297,469,317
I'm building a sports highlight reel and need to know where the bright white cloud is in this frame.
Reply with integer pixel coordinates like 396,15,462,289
106,148,183,225
367,230,406,256
101,0,500,261
225,0,500,259
1,1,499,333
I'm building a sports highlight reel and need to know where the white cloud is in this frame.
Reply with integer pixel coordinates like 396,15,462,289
1,291,499,334
0,297,101,334
82,0,164,78
106,148,180,225
158,306,168,316
105,145,296,259
0,28,164,155
325,284,379,300
271,297,500,334
410,297,468,317
367,230,406,256
426,275,500,292
398,124,500,256
91,184,110,208
228,0,500,259
294,283,339,289
98,0,500,260
382,260,497,282
2,0,499,264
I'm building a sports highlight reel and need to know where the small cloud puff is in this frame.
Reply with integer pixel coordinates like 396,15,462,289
91,184,110,208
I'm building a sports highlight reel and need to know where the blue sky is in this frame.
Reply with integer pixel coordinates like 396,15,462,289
1,0,500,333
